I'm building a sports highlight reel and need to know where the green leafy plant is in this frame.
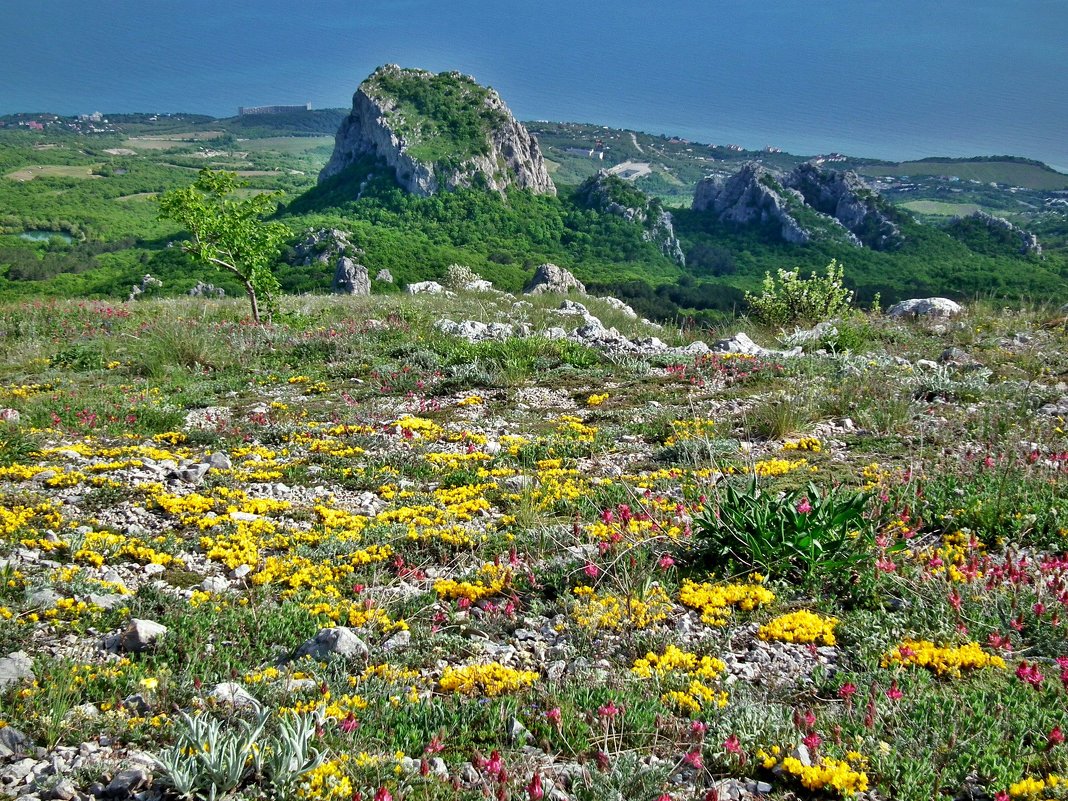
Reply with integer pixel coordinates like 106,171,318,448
745,260,855,327
691,477,875,582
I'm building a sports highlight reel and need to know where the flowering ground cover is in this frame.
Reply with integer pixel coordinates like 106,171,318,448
0,292,1066,800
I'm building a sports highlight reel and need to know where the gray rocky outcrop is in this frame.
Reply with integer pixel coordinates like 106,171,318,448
524,264,585,295
333,256,370,295
692,161,904,249
187,281,225,298
887,297,964,319
292,228,361,267
693,163,813,244
786,163,904,250
951,211,1042,256
127,274,162,302
575,171,685,265
320,65,556,197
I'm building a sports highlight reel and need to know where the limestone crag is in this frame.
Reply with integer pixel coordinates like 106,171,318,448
693,162,904,250
692,164,812,244
575,171,685,266
320,65,555,197
953,211,1042,256
332,257,370,296
786,163,903,250
292,228,360,267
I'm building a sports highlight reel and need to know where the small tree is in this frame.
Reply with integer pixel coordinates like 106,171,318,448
158,169,288,322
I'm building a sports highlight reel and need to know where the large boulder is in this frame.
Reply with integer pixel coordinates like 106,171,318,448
333,256,370,295
887,297,964,319
524,263,586,295
320,65,556,198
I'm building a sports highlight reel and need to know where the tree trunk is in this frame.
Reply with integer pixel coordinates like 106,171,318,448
245,282,260,323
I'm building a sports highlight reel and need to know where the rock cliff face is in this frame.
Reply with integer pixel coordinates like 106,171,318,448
575,171,686,266
692,162,904,250
786,164,903,250
319,65,555,197
692,163,812,244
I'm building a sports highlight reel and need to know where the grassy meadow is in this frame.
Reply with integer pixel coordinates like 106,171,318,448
0,289,1065,800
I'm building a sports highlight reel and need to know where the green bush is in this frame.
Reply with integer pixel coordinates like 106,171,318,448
744,260,855,327
690,477,876,582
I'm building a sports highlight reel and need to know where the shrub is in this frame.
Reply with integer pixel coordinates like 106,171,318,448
745,260,855,327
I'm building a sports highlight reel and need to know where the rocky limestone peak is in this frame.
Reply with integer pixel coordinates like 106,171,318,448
319,65,555,197
951,211,1042,256
575,171,685,266
692,163,812,244
785,163,904,250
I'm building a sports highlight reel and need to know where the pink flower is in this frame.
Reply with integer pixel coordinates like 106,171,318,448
527,773,544,800
683,749,703,770
1048,726,1065,749
374,788,392,801
690,720,708,739
802,732,822,751
338,712,358,733
838,682,857,702
796,497,813,515
1016,661,1045,687
597,701,621,720
583,562,601,578
546,707,562,728
723,734,742,755
658,553,675,570
885,680,903,701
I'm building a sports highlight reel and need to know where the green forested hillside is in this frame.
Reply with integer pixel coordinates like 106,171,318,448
0,116,1066,318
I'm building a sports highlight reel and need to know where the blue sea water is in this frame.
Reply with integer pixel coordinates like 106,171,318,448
2,0,1066,170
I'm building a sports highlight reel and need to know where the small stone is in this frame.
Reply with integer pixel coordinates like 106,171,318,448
229,565,252,579
210,682,259,710
508,717,531,745
178,463,210,484
295,627,369,661
119,619,168,653
0,727,31,758
205,452,232,471
104,767,150,797
381,630,411,652
0,652,35,690
25,589,60,610
143,563,165,577
46,778,77,800
201,576,229,593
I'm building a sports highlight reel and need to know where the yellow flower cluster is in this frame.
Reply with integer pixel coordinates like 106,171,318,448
394,415,444,441
881,639,1006,677
661,681,729,716
664,418,716,447
586,512,685,544
678,578,775,626
556,415,598,443
631,644,725,680
632,645,729,716
434,563,511,602
438,662,538,696
745,458,809,478
571,585,672,631
1009,774,1062,798
758,610,838,646
295,757,354,801
456,395,483,406
586,393,609,406
782,437,822,452
757,748,869,797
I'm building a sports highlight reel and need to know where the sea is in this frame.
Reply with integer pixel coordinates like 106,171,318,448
2,0,1066,171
